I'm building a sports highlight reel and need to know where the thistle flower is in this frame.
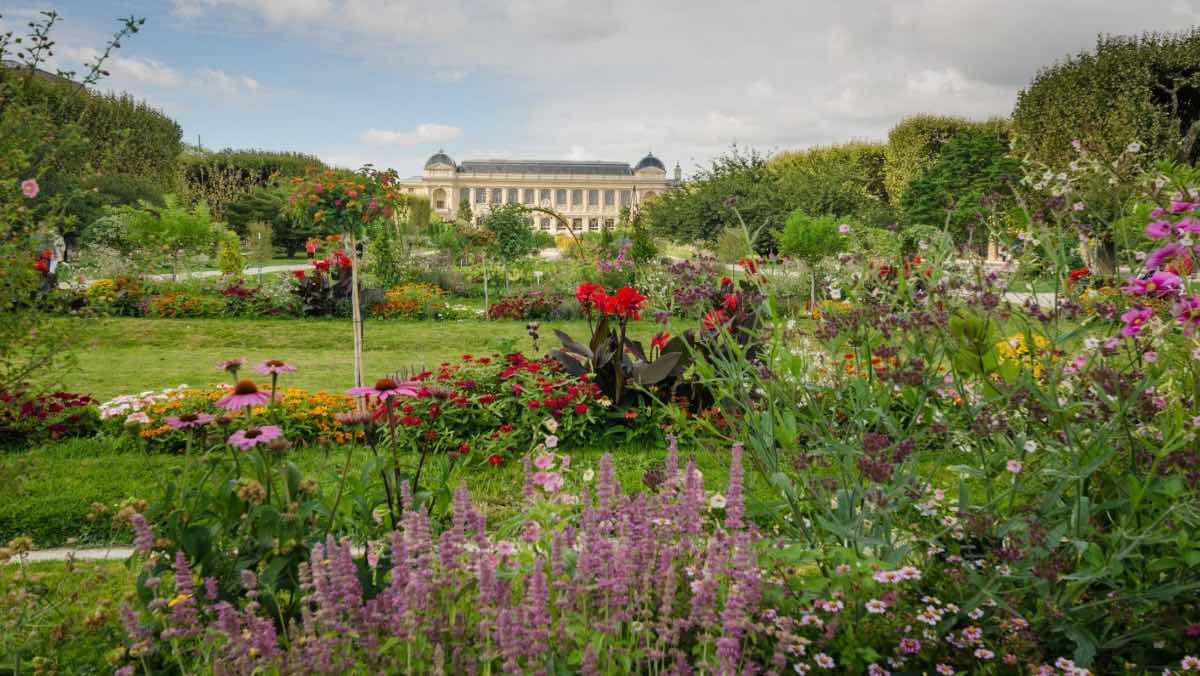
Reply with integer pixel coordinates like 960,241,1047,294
215,380,271,409
165,412,214,429
228,425,284,450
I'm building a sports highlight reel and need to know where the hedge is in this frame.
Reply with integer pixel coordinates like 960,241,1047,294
0,67,182,188
1012,29,1200,167
770,140,888,203
180,148,327,218
883,115,1009,208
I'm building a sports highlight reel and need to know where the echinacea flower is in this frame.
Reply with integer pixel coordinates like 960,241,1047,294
254,359,297,375
165,412,214,429
21,178,39,198
865,599,887,614
217,357,246,379
347,378,420,401
227,425,283,450
215,380,271,410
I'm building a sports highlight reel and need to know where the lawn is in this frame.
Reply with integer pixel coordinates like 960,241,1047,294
55,316,687,400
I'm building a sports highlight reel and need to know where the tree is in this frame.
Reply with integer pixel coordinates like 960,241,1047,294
482,203,537,292
457,196,473,223
226,184,315,257
777,212,849,306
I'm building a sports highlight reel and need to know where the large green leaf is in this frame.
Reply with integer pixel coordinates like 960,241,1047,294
631,352,683,386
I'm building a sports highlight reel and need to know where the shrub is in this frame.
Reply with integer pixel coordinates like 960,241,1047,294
244,221,273,263
486,290,565,320
181,148,325,218
1013,29,1200,168
370,282,451,319
772,141,890,221
0,390,97,447
145,291,224,318
884,114,1008,208
216,231,245,275
713,227,751,263
900,126,1021,246
777,211,848,264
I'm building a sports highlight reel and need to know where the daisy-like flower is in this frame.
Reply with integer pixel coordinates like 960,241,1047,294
974,649,994,660
254,359,297,375
865,599,888,614
1055,658,1076,671
814,654,835,669
347,377,420,401
1182,656,1200,671
227,425,283,450
125,411,150,425
837,223,851,234
533,453,555,470
21,178,39,199
544,434,559,449
217,357,246,379
936,665,955,676
1006,459,1023,474
165,412,214,429
216,380,271,410
709,493,727,510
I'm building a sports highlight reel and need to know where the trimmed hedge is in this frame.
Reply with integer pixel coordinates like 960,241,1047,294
180,148,327,218
1013,29,1200,167
883,115,1009,208
770,140,889,203
0,67,182,188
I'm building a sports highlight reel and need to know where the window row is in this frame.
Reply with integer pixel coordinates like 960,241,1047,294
459,187,632,207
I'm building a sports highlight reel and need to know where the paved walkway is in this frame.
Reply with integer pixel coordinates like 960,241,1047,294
6,546,134,564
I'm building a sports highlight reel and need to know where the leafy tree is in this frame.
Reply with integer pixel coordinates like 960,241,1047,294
457,196,473,223
643,147,787,253
771,141,890,218
884,115,1008,208
482,203,537,292
113,196,223,278
225,184,315,257
900,127,1021,248
778,211,849,305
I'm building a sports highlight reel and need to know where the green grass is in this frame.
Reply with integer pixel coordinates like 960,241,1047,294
0,559,132,674
54,316,688,400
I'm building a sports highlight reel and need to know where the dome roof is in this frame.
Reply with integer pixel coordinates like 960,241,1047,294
634,152,665,172
424,150,455,169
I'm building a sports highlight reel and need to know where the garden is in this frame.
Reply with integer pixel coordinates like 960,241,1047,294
5,10,1200,675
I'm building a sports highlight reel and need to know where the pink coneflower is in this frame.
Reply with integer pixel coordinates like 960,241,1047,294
217,357,246,379
215,380,271,410
165,412,214,429
254,359,297,375
228,425,283,450
21,178,39,199
347,377,420,401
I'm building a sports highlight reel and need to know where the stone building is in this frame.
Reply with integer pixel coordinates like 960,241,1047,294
397,150,679,232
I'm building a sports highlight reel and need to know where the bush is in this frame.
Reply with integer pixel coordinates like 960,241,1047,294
777,211,848,264
0,390,97,448
370,282,452,319
216,231,245,274
713,227,752,263
772,141,890,218
145,291,225,318
486,290,565,320
245,221,273,263
884,114,1008,208
1012,28,1200,167
180,148,325,219
900,126,1021,246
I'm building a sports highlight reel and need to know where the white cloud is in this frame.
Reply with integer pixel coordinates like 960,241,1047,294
194,68,260,96
564,145,589,160
53,46,184,88
362,123,462,145
906,67,970,96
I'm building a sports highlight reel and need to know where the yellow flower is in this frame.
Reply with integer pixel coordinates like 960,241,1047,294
167,593,192,608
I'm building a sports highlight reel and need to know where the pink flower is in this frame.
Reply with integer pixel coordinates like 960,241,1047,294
227,425,283,450
1006,459,1023,473
1145,219,1175,239
865,599,887,614
1121,271,1181,296
837,223,851,234
1119,307,1153,337
254,359,297,375
347,378,420,401
1175,295,1200,334
1146,242,1184,270
165,412,214,429
20,178,39,198
215,380,271,409
974,648,994,660
1181,656,1200,671
899,637,921,654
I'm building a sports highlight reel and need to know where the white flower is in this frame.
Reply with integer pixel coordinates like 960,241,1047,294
544,434,559,449
125,411,150,425
829,287,842,300
708,494,727,510
1083,337,1099,350
543,417,559,433
1127,141,1142,154
1023,440,1038,453
582,469,595,482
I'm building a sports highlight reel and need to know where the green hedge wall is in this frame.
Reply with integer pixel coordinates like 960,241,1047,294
180,148,327,186
883,115,1009,208
0,68,182,188
770,141,889,203
1012,29,1200,167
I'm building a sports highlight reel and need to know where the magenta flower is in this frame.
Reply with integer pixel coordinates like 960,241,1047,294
1120,307,1154,337
165,412,215,429
1175,295,1200,334
215,380,271,410
1146,242,1185,270
217,357,246,379
1170,200,1198,214
228,425,283,450
1145,219,1174,239
1121,271,1181,296
1179,217,1200,234
254,359,297,375
20,178,39,199
346,377,420,401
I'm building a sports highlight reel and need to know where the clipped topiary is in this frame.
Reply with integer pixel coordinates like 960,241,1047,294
884,115,1009,208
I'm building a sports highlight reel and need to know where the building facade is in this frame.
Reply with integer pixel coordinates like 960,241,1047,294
397,151,679,233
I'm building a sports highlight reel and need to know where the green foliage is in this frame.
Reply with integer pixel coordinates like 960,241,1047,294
771,141,890,216
901,127,1021,245
482,203,537,261
643,147,786,252
884,114,1009,208
628,210,658,264
457,196,473,222
216,230,245,274
365,227,407,287
181,148,325,219
1013,29,1200,167
713,227,752,263
245,221,273,262
777,212,848,263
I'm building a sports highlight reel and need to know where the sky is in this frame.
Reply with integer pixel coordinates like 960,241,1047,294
3,0,1199,177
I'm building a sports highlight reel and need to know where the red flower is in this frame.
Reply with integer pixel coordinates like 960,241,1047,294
651,331,671,350
737,258,758,274
400,415,422,426
703,308,727,331
576,282,605,310
478,394,497,404
40,249,52,259
720,275,732,287
313,259,331,272
527,399,541,409
722,293,738,311
607,286,647,320
488,453,503,465
1069,267,1090,281
575,403,588,415
292,269,306,278
624,409,639,420
499,423,513,433
458,442,470,454
33,260,48,272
